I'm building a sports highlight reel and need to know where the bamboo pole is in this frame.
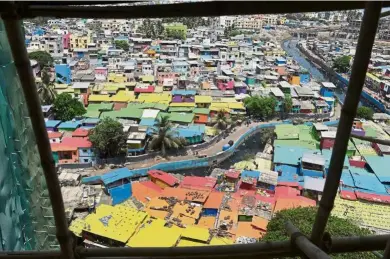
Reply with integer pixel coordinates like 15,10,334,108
350,134,390,146
1,5,74,259
310,1,383,246
383,238,390,259
285,221,331,259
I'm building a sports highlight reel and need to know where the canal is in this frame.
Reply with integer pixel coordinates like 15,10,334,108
282,39,362,107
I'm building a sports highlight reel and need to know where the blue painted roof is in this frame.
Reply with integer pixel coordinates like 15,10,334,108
340,169,355,187
174,125,205,138
58,120,82,129
81,175,102,184
364,155,390,183
83,118,100,124
349,167,387,194
139,118,156,127
241,170,260,179
321,149,350,169
275,57,286,62
172,90,196,96
101,168,148,185
108,183,132,205
273,145,317,166
45,120,62,128
275,164,299,183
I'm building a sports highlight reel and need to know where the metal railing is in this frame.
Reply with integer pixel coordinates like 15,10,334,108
1,1,390,258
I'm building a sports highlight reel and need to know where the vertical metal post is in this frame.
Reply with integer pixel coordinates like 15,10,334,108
383,238,390,259
310,1,383,246
1,3,74,259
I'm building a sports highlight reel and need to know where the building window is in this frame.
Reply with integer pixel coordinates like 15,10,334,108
83,159,89,163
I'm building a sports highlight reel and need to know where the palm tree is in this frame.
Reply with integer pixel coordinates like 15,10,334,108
231,113,246,126
211,110,232,131
149,116,187,157
37,67,56,105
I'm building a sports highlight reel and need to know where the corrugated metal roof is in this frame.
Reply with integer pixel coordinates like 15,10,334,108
303,176,325,192
101,168,148,185
364,155,390,183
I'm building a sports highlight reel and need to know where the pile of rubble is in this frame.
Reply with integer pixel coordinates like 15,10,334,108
236,236,258,244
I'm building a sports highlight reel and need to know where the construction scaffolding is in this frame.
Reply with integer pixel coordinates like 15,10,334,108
1,1,390,259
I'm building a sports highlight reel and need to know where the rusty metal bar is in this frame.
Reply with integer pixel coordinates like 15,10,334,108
14,1,390,19
1,4,74,259
310,1,383,246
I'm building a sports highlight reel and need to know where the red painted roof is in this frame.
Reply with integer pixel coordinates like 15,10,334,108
275,186,300,198
140,181,163,193
47,131,63,139
72,128,90,137
180,176,217,190
225,169,240,179
61,137,92,148
50,143,77,152
340,190,357,201
355,191,390,204
277,182,300,188
148,170,179,187
134,85,155,93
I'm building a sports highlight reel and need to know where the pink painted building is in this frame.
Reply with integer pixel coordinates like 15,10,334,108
62,33,71,49
157,72,179,86
215,76,234,91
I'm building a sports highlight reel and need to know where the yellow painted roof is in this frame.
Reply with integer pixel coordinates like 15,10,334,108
255,158,272,171
205,126,219,136
55,88,74,94
89,94,111,102
54,83,69,89
220,98,238,103
332,196,390,230
154,86,164,93
141,75,155,82
181,226,210,242
111,91,136,102
128,218,182,247
83,204,147,243
209,237,234,246
210,103,229,109
228,103,245,110
138,93,171,103
69,218,87,237
195,96,212,103
177,239,207,247
169,102,196,107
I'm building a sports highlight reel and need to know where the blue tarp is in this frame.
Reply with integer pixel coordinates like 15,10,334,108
340,169,355,187
81,175,101,184
349,167,387,194
364,155,390,183
109,183,132,205
139,118,156,127
101,168,148,185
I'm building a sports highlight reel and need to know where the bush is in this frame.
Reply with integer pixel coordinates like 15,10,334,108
356,106,374,120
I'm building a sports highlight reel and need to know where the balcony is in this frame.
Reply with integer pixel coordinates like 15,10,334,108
1,1,390,259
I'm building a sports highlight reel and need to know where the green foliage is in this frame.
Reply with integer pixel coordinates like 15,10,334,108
244,96,277,119
356,106,374,120
89,117,127,158
283,96,293,113
114,40,129,51
259,128,274,145
28,51,53,68
53,93,86,121
37,68,56,105
333,55,351,73
211,110,232,130
223,24,245,38
137,20,165,38
166,29,186,40
262,207,375,259
161,17,210,29
148,116,187,157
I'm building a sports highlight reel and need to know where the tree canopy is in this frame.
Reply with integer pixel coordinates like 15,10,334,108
114,40,129,51
166,29,186,40
282,96,293,119
262,207,375,259
356,106,374,120
211,110,232,130
244,96,277,119
37,67,56,105
89,117,127,158
28,51,53,68
148,116,187,156
332,55,351,73
53,93,86,121
137,20,165,38
259,128,274,145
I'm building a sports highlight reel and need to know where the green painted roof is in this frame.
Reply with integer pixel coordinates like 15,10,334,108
193,108,210,115
101,108,143,119
274,139,318,150
168,107,194,113
275,124,299,140
153,103,169,111
167,113,194,123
